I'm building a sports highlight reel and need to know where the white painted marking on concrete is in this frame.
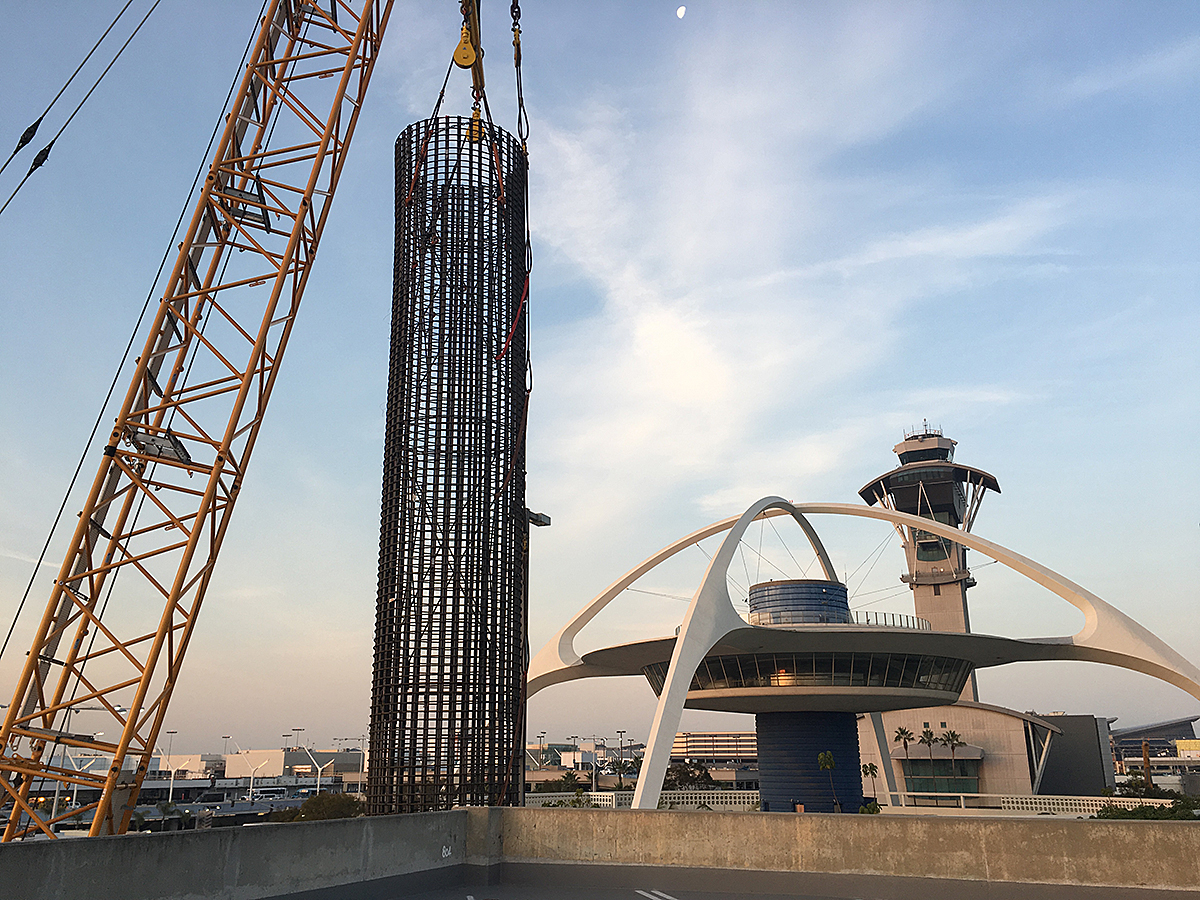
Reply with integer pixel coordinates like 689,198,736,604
651,892,681,900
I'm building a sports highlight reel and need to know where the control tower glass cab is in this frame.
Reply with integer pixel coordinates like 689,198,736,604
858,425,999,701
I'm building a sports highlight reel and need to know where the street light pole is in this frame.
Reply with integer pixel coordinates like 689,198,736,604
166,730,178,804
593,737,606,792
336,734,367,795
300,745,332,795
616,730,626,789
249,759,267,803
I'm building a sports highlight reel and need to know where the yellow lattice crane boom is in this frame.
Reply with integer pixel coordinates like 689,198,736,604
0,0,395,840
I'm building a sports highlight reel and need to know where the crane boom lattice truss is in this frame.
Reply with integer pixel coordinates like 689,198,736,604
0,0,393,840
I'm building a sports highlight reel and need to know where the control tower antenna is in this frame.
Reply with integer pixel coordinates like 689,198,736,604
858,428,999,700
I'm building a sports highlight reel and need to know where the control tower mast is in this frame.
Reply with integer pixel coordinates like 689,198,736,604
859,424,999,700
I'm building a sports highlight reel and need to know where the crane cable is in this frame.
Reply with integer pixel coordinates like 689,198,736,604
0,0,162,220
511,0,529,148
0,1,137,179
0,0,271,668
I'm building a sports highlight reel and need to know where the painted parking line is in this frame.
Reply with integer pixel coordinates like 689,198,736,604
635,891,681,900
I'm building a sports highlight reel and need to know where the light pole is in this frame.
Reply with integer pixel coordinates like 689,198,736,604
593,737,606,791
293,726,305,749
249,758,268,803
336,734,367,794
569,736,579,771
537,731,546,768
165,730,178,804
300,745,334,795
616,730,626,789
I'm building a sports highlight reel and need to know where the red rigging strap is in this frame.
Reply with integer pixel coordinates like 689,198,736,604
495,273,529,361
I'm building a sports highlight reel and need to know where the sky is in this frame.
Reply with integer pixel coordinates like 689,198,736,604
0,1,1197,756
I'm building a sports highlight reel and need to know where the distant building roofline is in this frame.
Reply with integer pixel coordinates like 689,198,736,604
1109,715,1200,737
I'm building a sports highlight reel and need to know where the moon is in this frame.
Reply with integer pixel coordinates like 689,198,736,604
677,6,686,19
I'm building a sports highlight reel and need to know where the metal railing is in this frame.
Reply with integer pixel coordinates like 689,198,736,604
525,790,760,810
747,610,931,629
850,610,931,630
526,790,1174,816
884,792,1174,814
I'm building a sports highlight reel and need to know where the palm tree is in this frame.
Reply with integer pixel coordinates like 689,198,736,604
918,728,937,788
940,730,965,787
893,726,913,761
861,762,879,800
817,750,840,812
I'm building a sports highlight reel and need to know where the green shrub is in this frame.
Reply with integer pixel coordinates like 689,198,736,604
1094,797,1200,820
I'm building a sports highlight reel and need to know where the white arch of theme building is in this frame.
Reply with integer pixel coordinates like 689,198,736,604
528,497,1200,811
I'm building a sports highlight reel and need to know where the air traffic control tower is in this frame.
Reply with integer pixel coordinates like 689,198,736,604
858,425,999,700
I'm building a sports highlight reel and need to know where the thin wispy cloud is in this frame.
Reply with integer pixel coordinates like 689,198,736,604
0,547,41,567
1062,34,1200,102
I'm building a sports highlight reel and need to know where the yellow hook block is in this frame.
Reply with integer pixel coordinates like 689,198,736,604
468,107,483,142
453,26,476,68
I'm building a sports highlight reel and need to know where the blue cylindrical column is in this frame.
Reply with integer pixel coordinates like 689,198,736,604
756,711,862,813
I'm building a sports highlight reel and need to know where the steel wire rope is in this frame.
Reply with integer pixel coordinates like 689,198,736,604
739,529,795,581
846,530,896,600
0,0,270,668
850,586,912,610
850,583,911,599
0,0,136,179
766,515,815,577
0,0,163,219
755,518,764,583
737,542,754,597
625,587,693,602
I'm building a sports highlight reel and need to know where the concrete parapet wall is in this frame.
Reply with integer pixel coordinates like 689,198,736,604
0,810,472,900
1,807,1199,898
501,808,1200,891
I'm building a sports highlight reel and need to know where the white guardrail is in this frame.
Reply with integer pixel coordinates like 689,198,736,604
880,793,1175,815
525,790,1175,815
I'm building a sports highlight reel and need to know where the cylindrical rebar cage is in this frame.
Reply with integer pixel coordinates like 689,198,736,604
368,117,529,815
